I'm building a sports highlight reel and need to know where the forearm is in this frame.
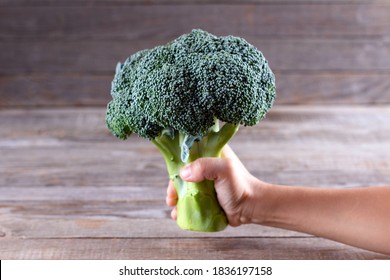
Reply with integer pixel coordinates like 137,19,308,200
246,182,390,255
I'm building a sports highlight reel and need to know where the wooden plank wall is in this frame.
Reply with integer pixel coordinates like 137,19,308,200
1,0,390,107
1,1,390,259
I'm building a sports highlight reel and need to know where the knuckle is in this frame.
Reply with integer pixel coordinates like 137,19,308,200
223,158,235,174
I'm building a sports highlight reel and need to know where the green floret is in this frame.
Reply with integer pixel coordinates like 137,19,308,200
106,29,276,232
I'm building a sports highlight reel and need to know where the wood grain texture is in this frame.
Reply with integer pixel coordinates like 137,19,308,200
0,0,387,5
1,5,389,38
1,106,390,188
1,215,309,239
1,38,390,105
0,106,389,259
0,238,386,260
2,40,390,74
1,72,390,107
1,1,390,107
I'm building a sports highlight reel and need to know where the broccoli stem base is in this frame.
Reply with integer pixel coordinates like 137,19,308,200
173,177,227,232
152,122,239,232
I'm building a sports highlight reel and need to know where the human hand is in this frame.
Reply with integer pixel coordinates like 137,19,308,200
166,145,262,227
170,146,390,254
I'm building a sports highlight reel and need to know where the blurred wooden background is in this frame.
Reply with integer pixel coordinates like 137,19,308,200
1,0,390,259
1,0,390,107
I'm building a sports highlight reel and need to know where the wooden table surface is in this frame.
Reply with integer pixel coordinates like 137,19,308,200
0,105,389,260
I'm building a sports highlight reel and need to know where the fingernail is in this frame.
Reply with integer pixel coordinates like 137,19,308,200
180,166,191,179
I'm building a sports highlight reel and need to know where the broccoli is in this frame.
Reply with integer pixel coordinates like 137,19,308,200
106,29,276,232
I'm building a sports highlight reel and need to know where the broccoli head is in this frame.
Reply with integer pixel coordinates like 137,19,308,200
106,29,275,232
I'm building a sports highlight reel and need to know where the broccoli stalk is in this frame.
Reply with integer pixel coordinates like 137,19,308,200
152,121,239,231
106,29,276,232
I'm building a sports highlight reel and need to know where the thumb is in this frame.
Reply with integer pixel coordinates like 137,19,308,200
180,157,229,182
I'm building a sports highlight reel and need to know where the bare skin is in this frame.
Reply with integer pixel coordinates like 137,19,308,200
166,146,390,255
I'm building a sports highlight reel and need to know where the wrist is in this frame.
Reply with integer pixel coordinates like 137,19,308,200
239,177,274,225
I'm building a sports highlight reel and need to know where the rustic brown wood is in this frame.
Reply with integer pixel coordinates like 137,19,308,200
0,237,386,260
2,39,390,74
1,107,389,188
0,0,389,260
0,0,387,5
1,215,310,238
1,72,390,107
0,74,111,107
1,1,390,107
0,106,389,259
276,72,390,104
1,5,389,38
